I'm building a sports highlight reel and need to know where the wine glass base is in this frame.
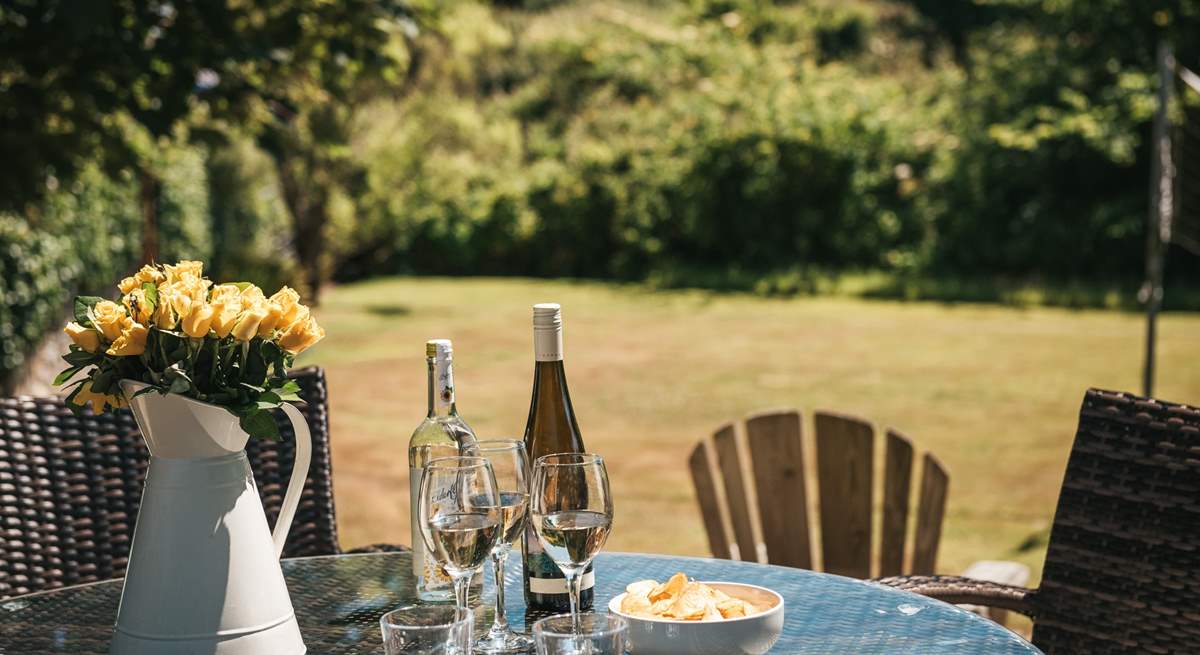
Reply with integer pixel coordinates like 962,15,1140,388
473,629,534,654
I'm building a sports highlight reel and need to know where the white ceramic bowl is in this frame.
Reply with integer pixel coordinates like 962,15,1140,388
608,581,784,655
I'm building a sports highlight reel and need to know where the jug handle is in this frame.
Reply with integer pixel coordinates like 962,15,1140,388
273,402,313,559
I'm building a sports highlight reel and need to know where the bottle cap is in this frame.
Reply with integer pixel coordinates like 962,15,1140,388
533,304,563,361
533,303,561,330
426,339,453,360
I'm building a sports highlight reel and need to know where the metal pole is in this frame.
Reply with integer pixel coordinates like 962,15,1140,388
1143,40,1176,398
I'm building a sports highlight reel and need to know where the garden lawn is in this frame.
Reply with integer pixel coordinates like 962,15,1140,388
302,277,1200,584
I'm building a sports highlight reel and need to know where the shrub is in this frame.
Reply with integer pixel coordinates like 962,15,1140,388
1,148,214,387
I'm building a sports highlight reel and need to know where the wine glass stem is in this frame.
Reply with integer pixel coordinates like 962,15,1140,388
453,571,472,612
488,550,509,636
564,568,582,633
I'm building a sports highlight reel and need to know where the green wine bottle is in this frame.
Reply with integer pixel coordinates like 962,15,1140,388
522,303,595,614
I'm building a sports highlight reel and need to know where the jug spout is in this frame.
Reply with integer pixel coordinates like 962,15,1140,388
121,380,250,458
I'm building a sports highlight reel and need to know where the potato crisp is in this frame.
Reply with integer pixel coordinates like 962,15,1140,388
619,573,768,621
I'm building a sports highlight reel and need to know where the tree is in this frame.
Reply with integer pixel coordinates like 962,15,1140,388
0,0,417,299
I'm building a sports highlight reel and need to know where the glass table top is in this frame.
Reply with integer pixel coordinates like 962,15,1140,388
0,551,1040,654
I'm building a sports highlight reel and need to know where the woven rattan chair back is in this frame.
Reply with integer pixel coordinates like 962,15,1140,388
0,366,340,599
1031,389,1200,653
689,409,948,578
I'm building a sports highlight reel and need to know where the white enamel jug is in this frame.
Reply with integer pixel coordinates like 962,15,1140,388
110,380,311,655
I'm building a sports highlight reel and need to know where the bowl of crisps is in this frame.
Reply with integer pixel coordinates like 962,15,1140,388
608,573,784,655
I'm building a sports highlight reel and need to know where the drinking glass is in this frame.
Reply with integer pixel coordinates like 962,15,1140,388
533,613,627,655
530,453,613,633
419,455,502,612
473,440,533,654
381,605,473,655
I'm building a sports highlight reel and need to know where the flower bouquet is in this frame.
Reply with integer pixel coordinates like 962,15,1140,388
55,260,324,440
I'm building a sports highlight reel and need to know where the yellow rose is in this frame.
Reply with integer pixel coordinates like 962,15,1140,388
161,275,209,324
210,283,244,307
123,288,154,325
269,286,305,328
72,381,127,415
152,295,176,330
63,322,101,353
107,318,149,356
210,303,241,338
117,265,165,295
256,301,284,337
278,315,325,354
208,285,244,338
240,284,266,304
91,300,127,341
230,301,269,341
164,260,204,284
73,382,109,415
181,302,216,338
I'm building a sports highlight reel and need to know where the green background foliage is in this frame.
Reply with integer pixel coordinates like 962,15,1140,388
5,0,1200,387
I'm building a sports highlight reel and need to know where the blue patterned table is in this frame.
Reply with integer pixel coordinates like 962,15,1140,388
0,551,1039,653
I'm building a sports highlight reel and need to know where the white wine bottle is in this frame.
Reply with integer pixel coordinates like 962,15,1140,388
522,303,595,614
408,339,479,602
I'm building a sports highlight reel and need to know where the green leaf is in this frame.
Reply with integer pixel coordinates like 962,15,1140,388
64,348,101,366
53,366,83,386
141,281,159,311
168,375,190,395
231,282,254,291
74,296,104,327
91,369,114,394
239,409,281,441
130,385,161,399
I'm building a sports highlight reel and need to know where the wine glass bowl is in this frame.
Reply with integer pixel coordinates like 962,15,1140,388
418,455,502,612
531,453,614,632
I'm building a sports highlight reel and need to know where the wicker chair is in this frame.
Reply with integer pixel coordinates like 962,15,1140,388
0,366,404,599
879,389,1200,654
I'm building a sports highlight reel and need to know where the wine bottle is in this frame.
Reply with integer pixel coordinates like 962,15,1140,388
409,339,480,602
522,303,595,613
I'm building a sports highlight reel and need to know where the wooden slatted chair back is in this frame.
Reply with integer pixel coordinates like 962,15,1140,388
689,409,948,578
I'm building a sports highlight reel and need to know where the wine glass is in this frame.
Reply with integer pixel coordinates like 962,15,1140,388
419,456,502,613
530,453,613,633
473,440,533,654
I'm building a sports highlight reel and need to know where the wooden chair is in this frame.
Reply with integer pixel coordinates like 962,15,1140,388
881,388,1200,653
689,409,948,578
0,367,404,599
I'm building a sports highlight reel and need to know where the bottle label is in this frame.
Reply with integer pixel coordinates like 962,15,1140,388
529,570,596,594
410,466,453,594
434,357,455,411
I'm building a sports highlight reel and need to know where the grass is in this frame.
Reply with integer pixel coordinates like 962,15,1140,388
301,276,1200,586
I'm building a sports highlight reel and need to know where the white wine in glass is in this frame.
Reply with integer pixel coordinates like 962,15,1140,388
536,510,612,567
419,456,501,612
531,452,613,633
427,512,499,571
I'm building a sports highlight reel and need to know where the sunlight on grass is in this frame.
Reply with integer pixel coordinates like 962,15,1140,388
303,277,1200,584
